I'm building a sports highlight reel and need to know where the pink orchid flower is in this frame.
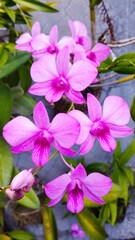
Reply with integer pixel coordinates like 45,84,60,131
69,94,133,154
29,47,98,104
15,22,47,53
5,169,34,201
71,223,86,239
45,163,112,213
3,102,80,166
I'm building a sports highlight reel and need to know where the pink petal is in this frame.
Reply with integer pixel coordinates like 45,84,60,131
67,187,84,213
31,21,41,36
65,89,85,104
16,33,32,44
47,194,66,207
87,93,102,121
71,164,87,179
67,60,98,91
108,124,133,138
30,55,58,83
32,142,50,166
68,110,91,144
83,173,112,197
79,133,96,155
3,116,39,147
82,184,104,204
56,47,70,76
11,134,38,153
29,81,52,96
92,43,110,62
31,34,48,50
49,113,80,148
53,141,76,156
45,86,65,104
49,25,58,45
68,20,76,38
33,102,50,129
102,96,130,125
6,188,24,201
73,21,87,37
45,174,71,199
98,132,117,152
58,36,75,53
10,170,34,191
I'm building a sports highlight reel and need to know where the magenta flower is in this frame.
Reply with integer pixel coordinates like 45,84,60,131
15,22,47,53
5,169,34,201
69,94,133,154
29,47,98,104
3,102,80,166
44,163,112,213
71,223,86,239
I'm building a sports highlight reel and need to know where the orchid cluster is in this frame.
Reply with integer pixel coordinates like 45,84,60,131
2,21,133,216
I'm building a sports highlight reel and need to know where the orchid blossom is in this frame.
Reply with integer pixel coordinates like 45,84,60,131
5,169,34,201
3,102,80,166
29,47,98,104
71,223,86,239
45,163,112,213
68,93,133,154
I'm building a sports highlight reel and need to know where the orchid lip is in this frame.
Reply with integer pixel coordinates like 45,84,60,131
52,76,70,92
90,121,109,137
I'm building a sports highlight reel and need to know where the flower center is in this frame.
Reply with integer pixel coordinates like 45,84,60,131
47,45,59,55
86,51,96,61
90,122,109,137
52,77,69,92
35,130,53,147
76,36,84,46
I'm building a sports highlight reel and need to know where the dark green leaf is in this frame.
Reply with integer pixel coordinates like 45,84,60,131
113,141,122,162
99,204,110,225
117,167,128,205
130,96,135,122
0,52,31,80
19,65,32,92
14,0,58,12
4,7,16,22
13,94,36,115
0,46,9,69
77,208,108,240
98,57,113,73
0,137,13,186
114,52,135,62
18,188,40,209
11,86,24,100
86,162,108,173
118,140,135,165
42,204,58,240
8,230,35,240
0,84,13,131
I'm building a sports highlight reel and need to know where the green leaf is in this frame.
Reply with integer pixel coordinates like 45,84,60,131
112,53,135,74
118,139,135,165
0,46,9,69
117,167,128,205
113,141,122,162
11,86,24,100
19,65,32,92
121,166,134,186
42,203,58,240
14,0,58,12
91,0,102,8
0,51,31,80
77,208,108,240
17,188,40,209
109,201,117,225
130,95,135,122
0,84,13,131
13,94,36,116
99,204,110,225
98,57,113,73
0,137,13,186
86,162,108,173
114,52,135,62
4,6,16,22
0,234,11,240
8,230,35,240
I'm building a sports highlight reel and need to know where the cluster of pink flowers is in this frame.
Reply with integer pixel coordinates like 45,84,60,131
2,21,133,214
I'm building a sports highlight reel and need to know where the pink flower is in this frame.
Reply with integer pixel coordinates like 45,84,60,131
3,102,80,166
69,94,133,154
44,163,112,213
15,21,47,53
29,47,98,104
71,223,86,239
5,169,34,201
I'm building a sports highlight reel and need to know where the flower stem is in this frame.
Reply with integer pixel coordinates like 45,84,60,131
59,153,74,171
67,102,74,112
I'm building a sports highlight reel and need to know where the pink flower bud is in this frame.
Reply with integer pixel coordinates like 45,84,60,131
5,188,24,201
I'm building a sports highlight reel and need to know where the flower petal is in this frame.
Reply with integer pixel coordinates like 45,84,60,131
10,170,34,191
67,61,98,91
83,172,112,197
65,89,85,104
11,134,38,153
6,189,24,201
71,164,87,179
49,25,58,45
56,47,70,76
45,87,65,104
79,133,96,155
108,124,133,138
92,43,110,62
102,96,130,125
32,141,50,166
68,110,91,144
53,140,76,156
45,174,71,199
33,101,50,129
3,116,39,147
49,113,80,148
31,21,41,36
82,184,104,204
31,34,48,50
98,132,117,152
30,55,58,83
16,33,32,44
67,187,84,213
87,93,102,121
29,81,52,96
